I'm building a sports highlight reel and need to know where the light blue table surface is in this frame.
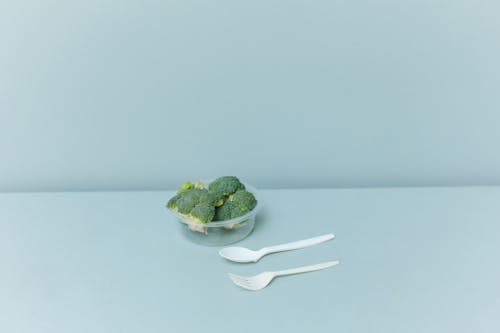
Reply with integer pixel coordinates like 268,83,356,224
1,187,499,332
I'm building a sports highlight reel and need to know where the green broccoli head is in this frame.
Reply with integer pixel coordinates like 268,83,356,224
167,188,216,223
229,189,257,209
176,189,214,213
189,203,215,224
214,189,257,221
167,193,181,210
209,190,226,207
167,177,256,225
208,176,245,197
213,201,234,221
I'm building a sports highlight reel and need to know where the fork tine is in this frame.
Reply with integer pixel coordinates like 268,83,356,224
228,273,253,290
228,273,244,283
228,273,245,282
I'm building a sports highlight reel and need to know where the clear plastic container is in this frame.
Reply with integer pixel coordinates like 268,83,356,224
168,183,260,246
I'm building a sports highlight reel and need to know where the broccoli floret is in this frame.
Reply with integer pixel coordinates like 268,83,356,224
178,189,215,212
167,193,181,210
177,180,204,194
167,188,217,223
208,176,245,197
209,190,226,207
208,176,245,208
189,204,215,224
167,177,256,226
214,201,234,221
214,189,257,221
177,181,194,194
229,189,257,210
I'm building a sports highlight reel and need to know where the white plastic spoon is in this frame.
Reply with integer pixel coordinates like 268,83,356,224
219,233,335,263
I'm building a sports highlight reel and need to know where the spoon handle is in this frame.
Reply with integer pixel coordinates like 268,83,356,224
260,233,335,255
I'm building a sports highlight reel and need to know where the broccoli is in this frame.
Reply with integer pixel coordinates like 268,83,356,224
166,176,257,228
214,189,257,221
208,176,245,197
213,201,233,221
167,188,215,223
207,176,246,208
177,180,204,194
189,203,215,224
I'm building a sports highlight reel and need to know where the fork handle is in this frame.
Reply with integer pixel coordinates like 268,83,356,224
260,233,335,256
274,260,340,277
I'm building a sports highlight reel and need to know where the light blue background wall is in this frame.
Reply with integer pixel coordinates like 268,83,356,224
1,0,499,192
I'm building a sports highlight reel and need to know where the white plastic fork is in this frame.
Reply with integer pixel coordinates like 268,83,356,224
228,260,340,291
